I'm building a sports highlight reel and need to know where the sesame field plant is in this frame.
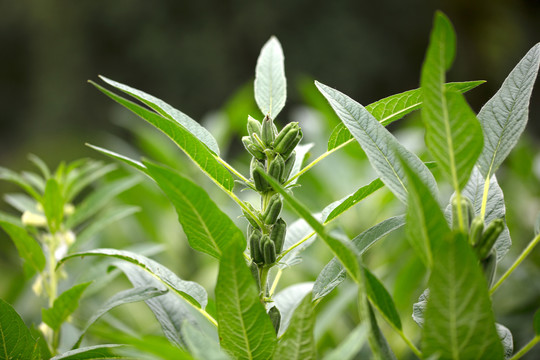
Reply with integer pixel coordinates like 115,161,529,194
1,10,540,360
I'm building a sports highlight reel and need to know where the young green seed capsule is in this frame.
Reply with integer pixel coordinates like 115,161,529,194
268,155,285,182
261,115,275,147
252,160,271,192
481,249,497,288
262,235,276,264
243,203,261,228
250,229,264,265
268,306,281,335
274,122,301,153
247,116,262,143
270,218,287,253
476,218,505,260
281,130,303,160
281,150,296,183
451,196,474,230
242,136,266,160
469,216,484,247
263,194,283,225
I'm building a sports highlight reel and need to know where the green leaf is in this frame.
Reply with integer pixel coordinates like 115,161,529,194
258,169,361,283
495,323,514,359
59,249,208,309
65,176,140,229
401,153,449,268
316,81,437,204
477,43,540,179
327,80,485,150
421,13,483,191
322,323,368,360
64,162,117,203
359,293,397,360
42,282,92,331
73,286,167,348
181,322,231,360
90,82,234,192
274,294,316,360
28,154,51,179
313,216,405,301
86,144,146,173
0,298,41,360
0,221,45,273
0,166,41,200
3,193,38,213
144,161,245,259
43,178,64,233
422,232,505,359
363,267,401,331
50,344,130,360
99,76,220,155
254,36,286,118
274,283,314,336
216,244,276,360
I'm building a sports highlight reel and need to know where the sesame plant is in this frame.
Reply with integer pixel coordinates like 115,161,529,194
1,10,540,360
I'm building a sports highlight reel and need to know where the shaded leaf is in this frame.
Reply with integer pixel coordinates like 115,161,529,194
274,282,314,337
42,282,92,331
363,267,401,331
0,298,40,360
0,220,45,273
322,323,368,360
0,167,41,200
51,344,130,360
43,178,64,233
181,321,231,360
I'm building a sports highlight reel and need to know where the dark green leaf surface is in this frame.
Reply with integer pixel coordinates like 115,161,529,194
59,249,208,309
51,344,130,360
477,43,540,179
0,299,40,360
43,178,64,233
316,81,437,204
422,233,504,359
99,76,220,155
363,267,402,331
0,221,45,273
144,161,245,259
254,37,287,119
42,282,92,331
216,244,276,360
91,82,234,192
274,294,316,360
534,309,540,336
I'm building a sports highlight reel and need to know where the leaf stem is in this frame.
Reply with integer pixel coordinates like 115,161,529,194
259,266,270,300
214,155,250,184
397,330,422,359
490,233,540,294
276,231,316,262
480,176,490,220
269,268,282,297
196,307,218,327
509,335,540,360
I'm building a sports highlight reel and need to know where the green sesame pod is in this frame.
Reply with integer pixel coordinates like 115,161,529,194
250,262,260,288
243,208,260,229
476,218,505,260
247,116,262,143
481,249,497,288
268,155,285,182
268,306,281,335
242,136,266,160
281,130,303,160
252,160,271,192
281,150,296,183
262,235,276,264
261,115,275,147
263,194,283,225
451,196,474,230
270,218,287,254
274,122,301,153
250,229,264,265
469,216,484,247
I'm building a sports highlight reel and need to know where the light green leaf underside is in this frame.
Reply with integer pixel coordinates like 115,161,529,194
50,344,131,360
99,76,220,155
316,81,437,204
422,233,505,360
274,282,314,337
216,244,276,360
254,36,287,119
144,161,245,259
59,249,208,309
181,322,231,360
86,144,146,173
477,43,540,179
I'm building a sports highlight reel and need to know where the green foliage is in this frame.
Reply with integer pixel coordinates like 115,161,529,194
0,299,40,360
42,282,92,331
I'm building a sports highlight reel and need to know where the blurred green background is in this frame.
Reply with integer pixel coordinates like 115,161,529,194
1,0,540,358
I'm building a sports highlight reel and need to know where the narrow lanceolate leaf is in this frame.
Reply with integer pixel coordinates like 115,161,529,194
274,294,316,360
477,43,540,179
73,286,167,348
316,81,437,204
0,221,45,273
91,82,234,192
50,345,130,360
99,76,220,155
363,267,402,331
254,36,286,118
327,80,485,150
86,144,146,173
422,233,505,359
59,249,208,309
258,170,361,283
144,161,245,259
421,12,483,191
43,178,64,233
216,244,276,360
0,167,41,200
42,282,92,331
313,216,405,300
401,153,449,268
0,299,40,360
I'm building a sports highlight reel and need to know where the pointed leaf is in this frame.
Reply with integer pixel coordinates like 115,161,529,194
274,294,316,360
59,249,208,309
274,282,314,337
254,37,286,118
86,144,146,173
0,220,45,273
181,321,231,360
64,162,117,203
363,267,402,331
144,161,244,259
477,43,540,178
42,282,92,331
0,167,41,200
422,233,505,359
216,244,276,360
0,299,41,360
51,345,130,360
316,81,437,204
43,178,64,233
99,76,220,155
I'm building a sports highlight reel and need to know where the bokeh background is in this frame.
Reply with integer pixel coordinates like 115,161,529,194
1,0,540,358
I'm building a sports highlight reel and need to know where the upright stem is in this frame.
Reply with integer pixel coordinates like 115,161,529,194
509,336,540,360
259,266,270,300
